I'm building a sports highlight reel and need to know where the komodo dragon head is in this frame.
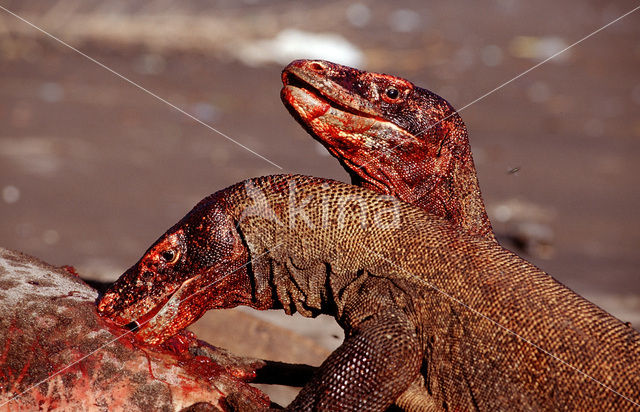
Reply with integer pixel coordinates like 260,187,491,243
281,59,493,239
97,190,255,345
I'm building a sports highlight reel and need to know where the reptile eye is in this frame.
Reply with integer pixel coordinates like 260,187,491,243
161,249,180,264
385,87,400,100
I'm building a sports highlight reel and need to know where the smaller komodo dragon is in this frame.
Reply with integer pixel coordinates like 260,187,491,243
281,59,494,241
98,175,640,411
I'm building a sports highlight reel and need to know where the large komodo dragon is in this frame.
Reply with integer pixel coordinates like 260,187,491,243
281,59,494,241
98,175,640,411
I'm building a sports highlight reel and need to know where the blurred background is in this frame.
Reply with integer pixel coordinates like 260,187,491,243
1,0,639,404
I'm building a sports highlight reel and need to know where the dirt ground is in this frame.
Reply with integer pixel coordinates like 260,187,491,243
1,0,639,404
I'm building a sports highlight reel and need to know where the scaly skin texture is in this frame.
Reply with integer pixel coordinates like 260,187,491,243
98,175,640,411
281,59,495,241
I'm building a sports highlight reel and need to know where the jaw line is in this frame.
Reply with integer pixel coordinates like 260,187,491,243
281,84,399,196
134,275,202,334
282,69,379,120
282,69,412,197
282,70,414,148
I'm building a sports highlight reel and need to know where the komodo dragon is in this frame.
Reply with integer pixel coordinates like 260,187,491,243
98,175,640,411
281,59,497,409
281,59,494,241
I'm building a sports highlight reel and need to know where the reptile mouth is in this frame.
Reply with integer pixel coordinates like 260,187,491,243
281,71,377,121
133,275,204,339
281,71,311,93
130,287,178,330
281,68,398,195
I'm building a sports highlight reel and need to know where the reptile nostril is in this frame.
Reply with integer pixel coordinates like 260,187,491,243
308,61,325,73
124,321,140,332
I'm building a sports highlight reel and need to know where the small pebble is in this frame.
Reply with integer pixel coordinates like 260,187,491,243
39,82,64,103
133,53,166,75
346,3,371,27
2,185,20,204
388,9,421,33
42,230,60,245
481,45,503,67
192,102,219,123
527,81,551,103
